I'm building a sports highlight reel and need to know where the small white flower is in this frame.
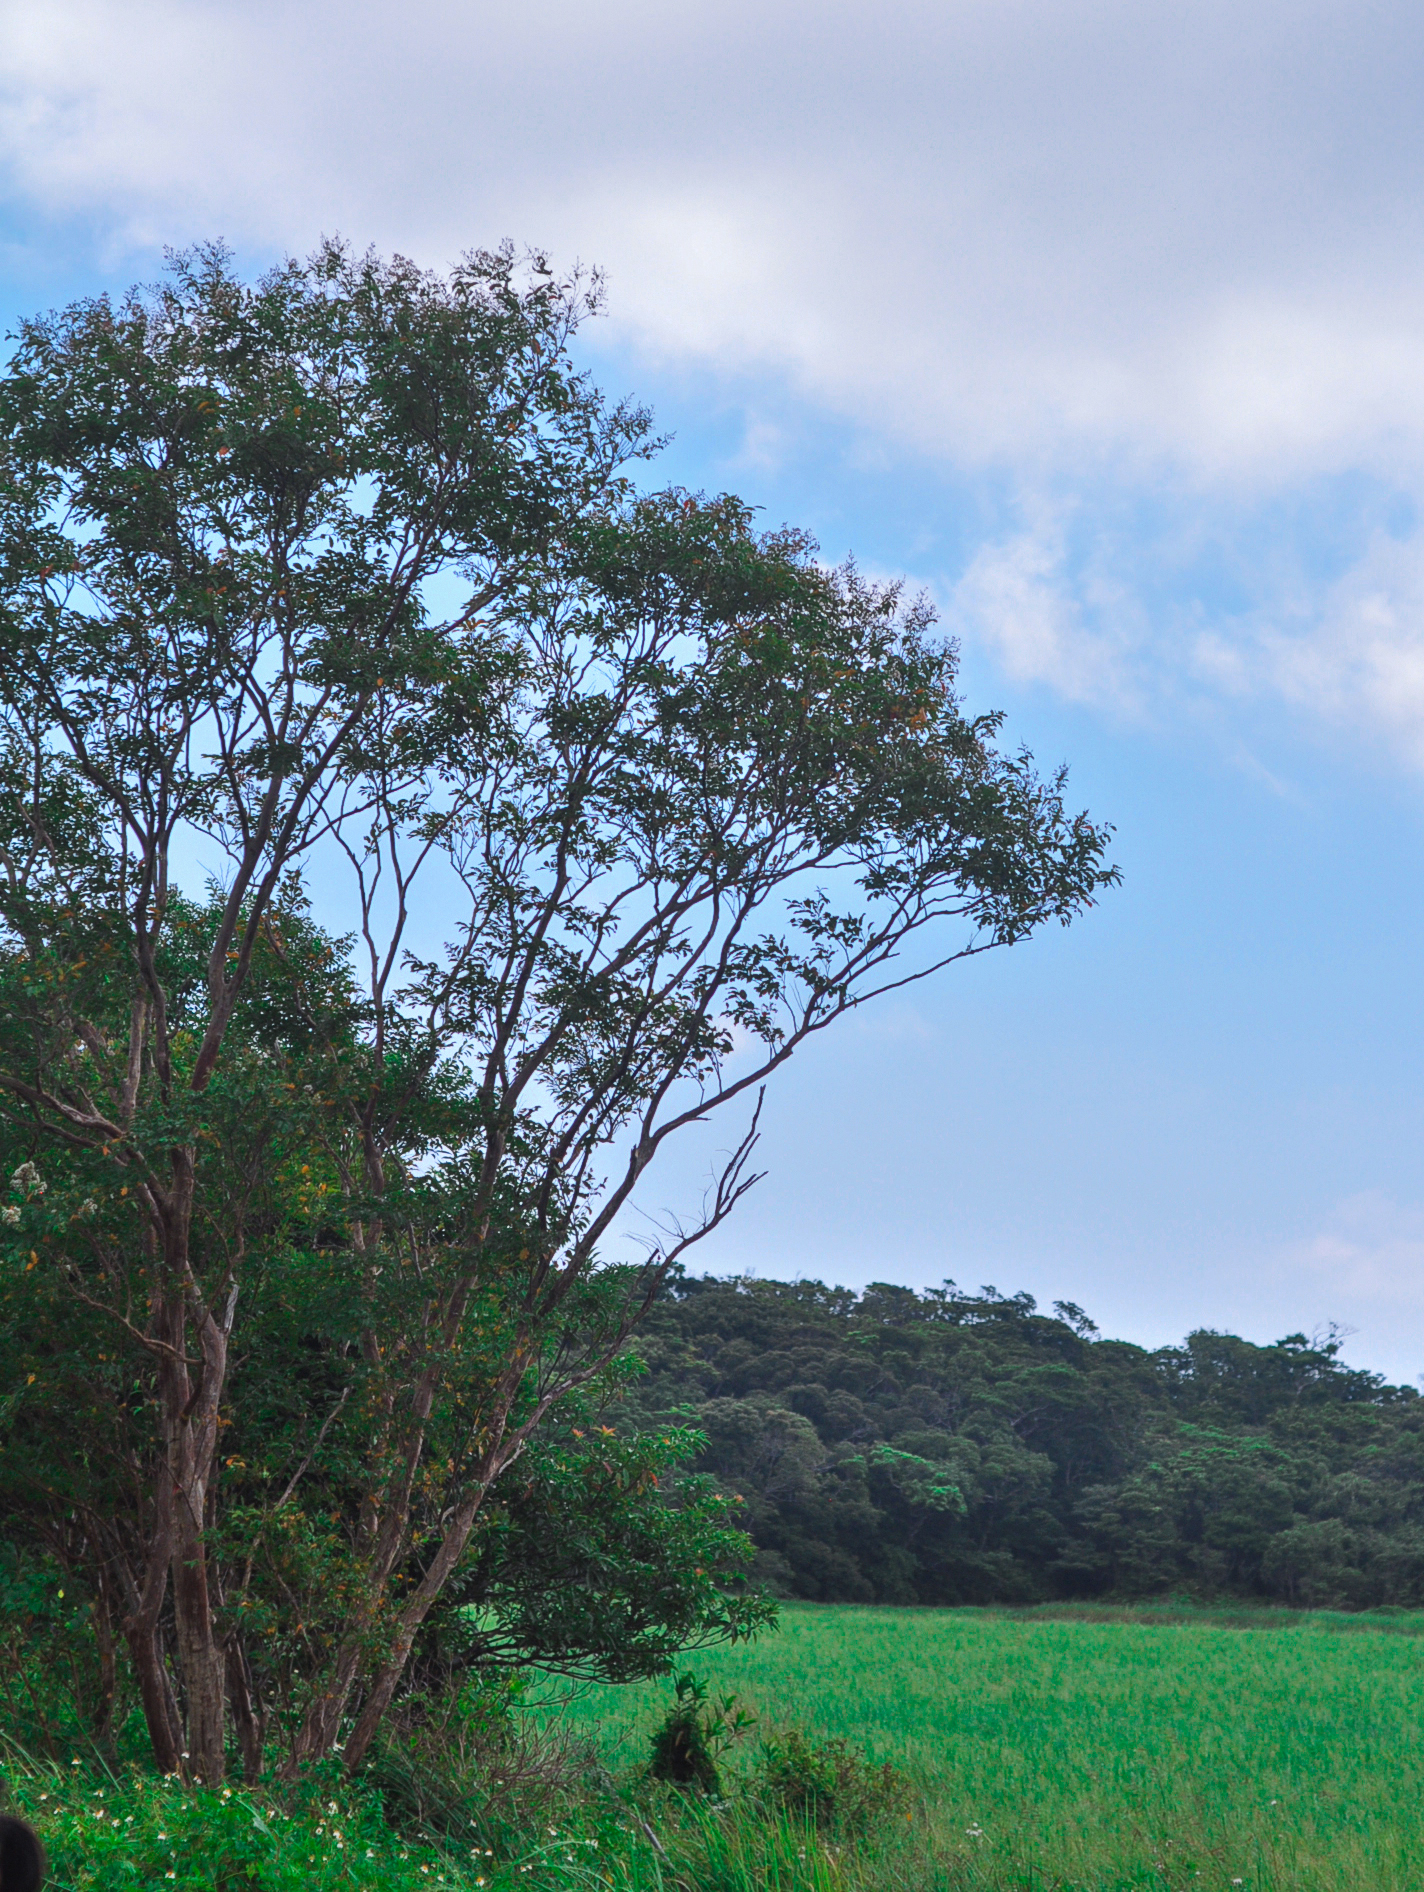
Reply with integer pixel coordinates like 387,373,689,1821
1,1205,20,1226
11,1161,45,1197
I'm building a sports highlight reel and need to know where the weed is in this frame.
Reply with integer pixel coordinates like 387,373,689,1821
646,1672,754,1793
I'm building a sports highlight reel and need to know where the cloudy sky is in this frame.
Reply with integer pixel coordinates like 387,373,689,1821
6,0,1424,1377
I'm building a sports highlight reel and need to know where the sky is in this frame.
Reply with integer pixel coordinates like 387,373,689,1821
5,0,1424,1378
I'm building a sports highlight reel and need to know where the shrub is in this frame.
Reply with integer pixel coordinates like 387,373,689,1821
646,1673,753,1794
756,1727,912,1833
368,1670,599,1858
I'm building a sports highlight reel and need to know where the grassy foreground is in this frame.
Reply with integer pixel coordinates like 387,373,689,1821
9,1602,1424,1890
548,1601,1424,1891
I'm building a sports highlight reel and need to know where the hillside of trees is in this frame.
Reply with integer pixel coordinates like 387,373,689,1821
619,1274,1424,1610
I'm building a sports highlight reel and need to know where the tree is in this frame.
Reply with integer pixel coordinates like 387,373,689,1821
610,1273,1424,1611
0,242,1117,1781
0,892,772,1778
417,1419,775,1686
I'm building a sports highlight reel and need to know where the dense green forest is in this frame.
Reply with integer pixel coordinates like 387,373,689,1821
619,1274,1424,1610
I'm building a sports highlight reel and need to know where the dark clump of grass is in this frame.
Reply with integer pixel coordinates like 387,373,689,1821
645,1672,754,1796
368,1671,605,1862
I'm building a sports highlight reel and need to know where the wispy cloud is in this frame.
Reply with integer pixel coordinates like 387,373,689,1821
935,488,1424,769
946,505,1151,713
1291,1191,1424,1316
1250,532,1424,766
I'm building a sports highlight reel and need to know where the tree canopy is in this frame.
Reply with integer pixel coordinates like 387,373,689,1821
621,1273,1424,1609
0,241,1116,1782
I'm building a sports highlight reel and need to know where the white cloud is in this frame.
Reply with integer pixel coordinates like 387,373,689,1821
946,506,1149,711
1163,524,1424,766
940,497,1424,768
1293,1191,1424,1314
12,0,1424,756
6,0,1424,483
1254,533,1424,765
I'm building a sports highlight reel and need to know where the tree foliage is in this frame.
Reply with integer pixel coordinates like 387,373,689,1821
0,242,1115,1782
622,1274,1424,1608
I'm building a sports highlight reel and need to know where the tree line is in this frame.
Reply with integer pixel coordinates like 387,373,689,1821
619,1273,1424,1610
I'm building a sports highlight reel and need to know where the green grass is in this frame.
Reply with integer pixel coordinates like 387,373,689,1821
12,1602,1424,1890
543,1601,1424,1890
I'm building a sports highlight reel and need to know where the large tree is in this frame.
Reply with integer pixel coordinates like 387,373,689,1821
0,242,1117,1782
0,892,773,1780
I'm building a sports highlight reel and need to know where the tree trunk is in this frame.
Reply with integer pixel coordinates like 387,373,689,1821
282,1643,365,1775
171,1514,225,1782
224,1633,265,1784
342,1475,494,1772
90,1567,117,1748
124,1433,182,1774
125,1619,182,1776
282,1340,456,1772
156,1167,232,1783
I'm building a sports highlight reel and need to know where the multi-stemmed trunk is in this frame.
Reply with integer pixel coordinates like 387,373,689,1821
283,1318,533,1775
282,1454,511,1775
122,1156,233,1783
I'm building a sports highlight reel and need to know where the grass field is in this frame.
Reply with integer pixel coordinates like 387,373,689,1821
12,1602,1424,1890
545,1601,1424,1891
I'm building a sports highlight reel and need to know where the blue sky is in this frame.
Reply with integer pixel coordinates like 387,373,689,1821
5,0,1424,1378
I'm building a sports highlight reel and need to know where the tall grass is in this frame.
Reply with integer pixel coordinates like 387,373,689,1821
548,1602,1424,1890
9,1604,1424,1888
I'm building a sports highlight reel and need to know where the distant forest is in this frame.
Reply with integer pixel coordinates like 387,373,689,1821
620,1275,1424,1610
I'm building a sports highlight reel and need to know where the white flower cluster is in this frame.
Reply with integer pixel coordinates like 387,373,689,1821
3,1164,100,1228
11,1161,46,1198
